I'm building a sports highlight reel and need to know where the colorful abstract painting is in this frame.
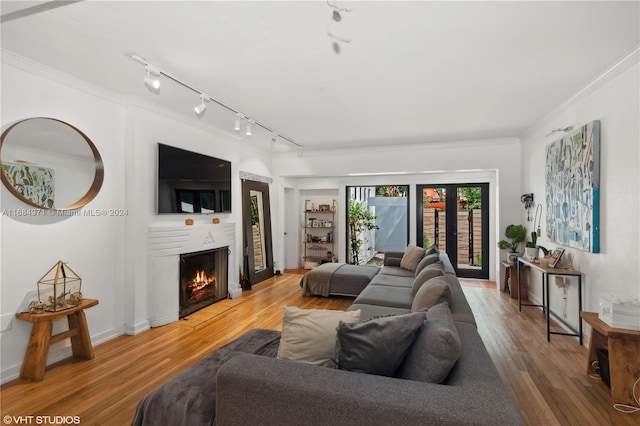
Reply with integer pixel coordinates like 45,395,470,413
545,121,600,253
2,162,55,208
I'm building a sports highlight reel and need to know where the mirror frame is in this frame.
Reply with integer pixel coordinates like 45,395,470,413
242,179,274,287
0,117,104,210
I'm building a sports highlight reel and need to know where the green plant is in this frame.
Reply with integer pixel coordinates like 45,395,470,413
526,231,538,248
348,199,378,265
497,224,526,252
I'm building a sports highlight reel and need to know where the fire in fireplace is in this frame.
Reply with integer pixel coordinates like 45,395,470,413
179,247,229,318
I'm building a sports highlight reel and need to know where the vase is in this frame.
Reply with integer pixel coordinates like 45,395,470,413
525,247,538,261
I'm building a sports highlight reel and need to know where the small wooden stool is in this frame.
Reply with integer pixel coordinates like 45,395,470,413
16,298,99,381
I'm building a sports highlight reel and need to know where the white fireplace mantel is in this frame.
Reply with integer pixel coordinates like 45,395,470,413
147,222,240,327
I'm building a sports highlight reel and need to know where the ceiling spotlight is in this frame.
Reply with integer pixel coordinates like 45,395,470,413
246,119,254,137
234,113,244,133
271,132,279,142
194,94,207,115
143,66,160,90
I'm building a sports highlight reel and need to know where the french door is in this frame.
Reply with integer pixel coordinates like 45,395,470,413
416,183,489,279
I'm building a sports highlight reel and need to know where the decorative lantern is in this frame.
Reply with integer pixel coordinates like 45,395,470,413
37,260,82,312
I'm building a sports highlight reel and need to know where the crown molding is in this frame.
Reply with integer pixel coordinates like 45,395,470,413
520,45,640,141
1,49,124,105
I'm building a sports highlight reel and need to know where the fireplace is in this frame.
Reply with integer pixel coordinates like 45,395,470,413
179,247,229,318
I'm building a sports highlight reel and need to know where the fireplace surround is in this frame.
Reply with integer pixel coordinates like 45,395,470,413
148,222,240,327
179,247,228,318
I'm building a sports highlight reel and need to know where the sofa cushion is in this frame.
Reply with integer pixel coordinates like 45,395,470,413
353,285,414,309
334,312,426,376
277,306,361,367
414,253,442,276
369,273,414,288
400,244,425,271
411,276,452,312
397,302,461,383
377,265,416,278
411,262,445,296
425,244,439,255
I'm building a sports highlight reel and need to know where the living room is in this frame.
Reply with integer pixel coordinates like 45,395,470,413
1,1,639,424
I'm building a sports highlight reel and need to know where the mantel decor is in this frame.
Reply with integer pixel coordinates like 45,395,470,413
545,120,600,253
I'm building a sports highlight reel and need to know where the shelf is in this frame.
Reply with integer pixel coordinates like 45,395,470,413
303,208,336,265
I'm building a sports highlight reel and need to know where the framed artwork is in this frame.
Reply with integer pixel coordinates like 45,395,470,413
548,248,565,268
2,162,55,208
545,121,600,253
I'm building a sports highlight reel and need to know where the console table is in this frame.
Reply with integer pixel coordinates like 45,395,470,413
516,258,583,344
16,298,98,381
581,311,640,405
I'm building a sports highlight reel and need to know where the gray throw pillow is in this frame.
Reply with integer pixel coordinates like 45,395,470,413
425,244,439,256
400,244,426,271
334,312,426,377
411,262,445,296
414,253,441,276
411,276,452,312
397,302,461,383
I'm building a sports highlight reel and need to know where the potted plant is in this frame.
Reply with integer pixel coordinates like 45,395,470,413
497,224,526,260
525,231,538,260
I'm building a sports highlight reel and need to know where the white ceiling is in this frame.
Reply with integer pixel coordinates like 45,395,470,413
1,1,639,152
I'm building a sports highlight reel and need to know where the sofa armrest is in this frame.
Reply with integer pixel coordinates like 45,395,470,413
383,251,405,266
216,353,521,426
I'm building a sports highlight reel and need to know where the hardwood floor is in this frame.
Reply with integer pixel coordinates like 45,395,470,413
2,272,638,425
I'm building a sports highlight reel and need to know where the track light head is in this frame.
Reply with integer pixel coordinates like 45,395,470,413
234,113,244,133
246,119,254,137
194,94,207,116
143,66,161,90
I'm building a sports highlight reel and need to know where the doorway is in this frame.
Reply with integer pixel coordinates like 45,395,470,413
242,180,274,286
417,183,489,279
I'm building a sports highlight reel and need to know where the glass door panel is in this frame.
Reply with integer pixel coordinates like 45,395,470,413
418,184,488,279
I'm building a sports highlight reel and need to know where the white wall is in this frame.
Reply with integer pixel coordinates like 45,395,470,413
0,54,275,382
274,139,523,281
1,56,127,381
520,59,640,338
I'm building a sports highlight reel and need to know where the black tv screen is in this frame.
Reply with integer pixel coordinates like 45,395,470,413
157,143,232,214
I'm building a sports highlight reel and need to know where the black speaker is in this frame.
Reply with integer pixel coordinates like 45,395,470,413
596,348,611,388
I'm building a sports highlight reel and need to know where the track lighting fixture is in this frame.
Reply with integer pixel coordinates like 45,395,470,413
143,65,161,90
194,94,207,116
234,113,244,133
246,119,254,137
129,54,302,148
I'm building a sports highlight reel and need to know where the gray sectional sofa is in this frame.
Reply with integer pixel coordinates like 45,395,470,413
132,248,522,426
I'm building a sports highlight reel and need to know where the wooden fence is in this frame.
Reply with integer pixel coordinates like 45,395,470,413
422,208,482,268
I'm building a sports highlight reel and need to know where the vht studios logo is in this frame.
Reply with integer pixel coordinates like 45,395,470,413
3,415,81,425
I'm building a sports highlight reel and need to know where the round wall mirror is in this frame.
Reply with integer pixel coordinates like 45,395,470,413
0,117,104,210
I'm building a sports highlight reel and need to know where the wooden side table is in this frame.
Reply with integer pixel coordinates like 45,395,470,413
16,298,99,381
503,261,528,300
581,311,640,405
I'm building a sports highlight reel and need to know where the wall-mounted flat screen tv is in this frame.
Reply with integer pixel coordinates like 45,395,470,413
157,143,232,214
